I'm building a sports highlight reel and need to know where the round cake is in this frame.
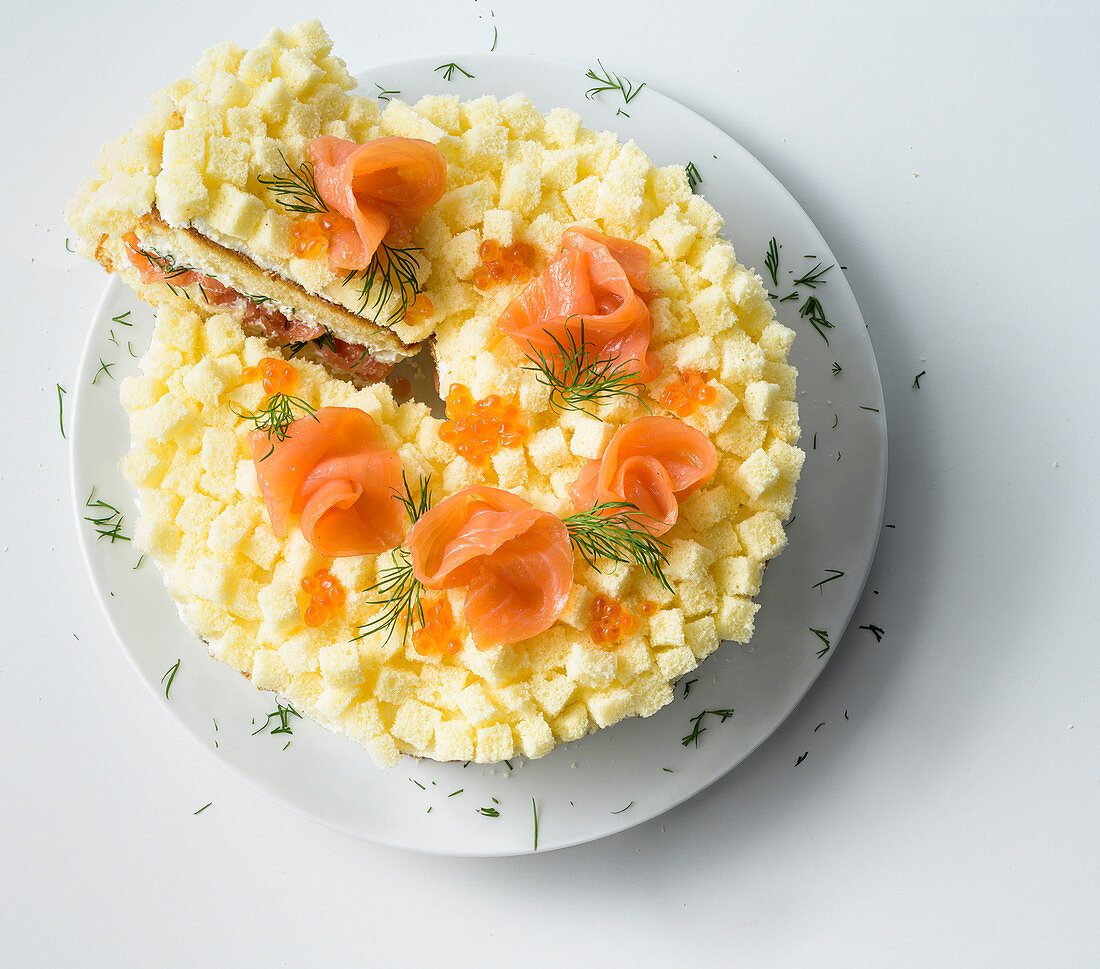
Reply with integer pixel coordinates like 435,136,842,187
67,21,803,767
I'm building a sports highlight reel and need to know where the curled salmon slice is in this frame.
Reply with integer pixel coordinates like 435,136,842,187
497,226,660,381
407,487,574,647
308,135,447,272
571,416,717,536
250,406,405,557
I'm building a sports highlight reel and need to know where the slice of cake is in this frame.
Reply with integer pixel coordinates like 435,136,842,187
66,20,444,382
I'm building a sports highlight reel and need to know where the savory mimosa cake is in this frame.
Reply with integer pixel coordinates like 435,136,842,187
69,21,804,766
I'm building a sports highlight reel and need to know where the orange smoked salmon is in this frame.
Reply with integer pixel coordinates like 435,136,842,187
308,135,447,272
407,487,574,647
571,416,717,536
250,407,405,557
497,227,661,381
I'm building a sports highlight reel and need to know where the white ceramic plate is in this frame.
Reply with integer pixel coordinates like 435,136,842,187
70,54,887,855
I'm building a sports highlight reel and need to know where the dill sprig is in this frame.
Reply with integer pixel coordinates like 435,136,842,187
860,623,885,642
522,320,647,415
257,150,328,215
793,262,834,288
685,161,701,192
810,627,831,657
374,82,400,101
393,470,434,525
342,242,422,324
585,60,646,105
92,358,115,385
84,487,130,543
355,550,424,648
251,701,301,736
56,383,66,439
832,361,843,375
681,708,735,748
477,805,500,818
233,393,318,459
129,242,196,281
434,62,474,81
532,797,539,851
913,370,926,389
799,295,834,344
812,569,845,589
563,501,671,591
354,474,434,647
764,237,780,286
161,659,180,699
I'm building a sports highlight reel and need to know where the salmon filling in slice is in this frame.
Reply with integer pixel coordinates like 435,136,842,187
309,135,447,272
571,416,718,536
250,407,406,558
407,487,574,648
122,232,393,383
497,227,661,382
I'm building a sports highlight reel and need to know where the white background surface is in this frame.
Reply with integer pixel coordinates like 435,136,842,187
2,1,1097,966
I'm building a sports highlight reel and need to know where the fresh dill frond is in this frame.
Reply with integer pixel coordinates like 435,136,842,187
111,311,132,326
257,150,328,214
810,627,831,657
393,471,434,525
681,708,735,748
193,802,213,815
374,82,400,101
490,24,498,52
522,320,647,415
477,805,500,818
84,487,130,543
56,384,66,439
434,62,474,81
584,60,646,105
161,659,180,699
913,370,926,389
859,623,886,642
343,242,422,324
92,358,115,385
799,296,834,344
251,701,301,736
129,243,196,281
832,361,843,375
610,801,634,815
563,501,671,591
812,569,845,589
233,394,318,459
793,262,833,288
532,798,539,851
354,548,425,648
685,161,701,192
764,237,780,286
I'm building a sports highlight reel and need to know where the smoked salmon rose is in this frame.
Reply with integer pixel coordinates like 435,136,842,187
407,487,574,648
250,406,405,557
570,416,717,536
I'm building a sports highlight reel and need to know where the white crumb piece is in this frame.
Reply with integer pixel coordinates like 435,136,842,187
392,699,443,750
552,702,590,742
476,723,514,763
318,643,364,689
715,595,760,643
587,687,635,728
735,512,788,560
649,608,686,648
565,643,617,689
434,721,475,762
743,381,781,421
731,448,781,501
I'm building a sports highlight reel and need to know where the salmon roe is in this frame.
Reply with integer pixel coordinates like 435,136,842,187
590,595,639,645
472,239,535,289
638,600,657,616
438,384,529,465
659,370,717,416
412,598,463,656
242,357,300,395
404,292,434,323
290,212,355,259
300,568,346,627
